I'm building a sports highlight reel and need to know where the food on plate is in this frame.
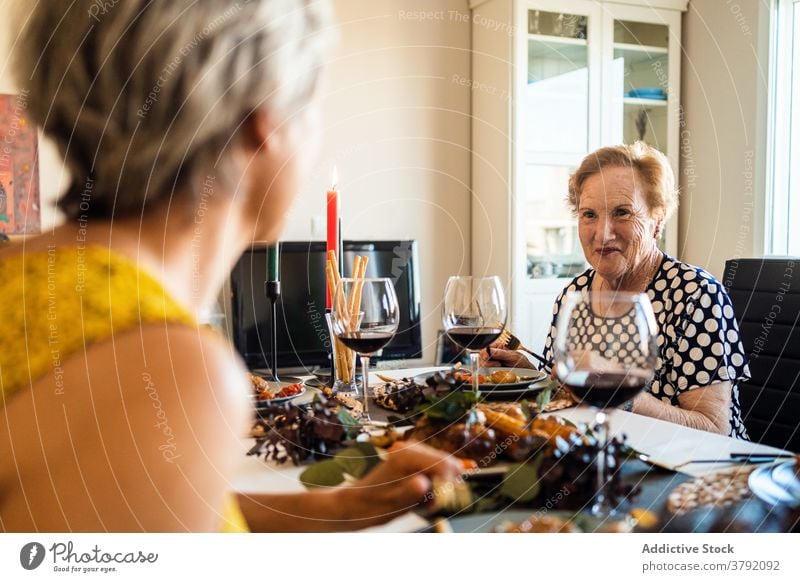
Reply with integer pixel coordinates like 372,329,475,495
453,370,489,384
248,395,359,465
401,380,579,463
409,415,498,461
489,370,520,384
250,373,270,394
498,513,580,533
320,386,365,417
370,427,402,449
374,378,426,412
251,373,304,401
481,402,527,421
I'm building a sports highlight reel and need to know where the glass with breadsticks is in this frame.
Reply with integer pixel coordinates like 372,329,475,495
330,270,399,421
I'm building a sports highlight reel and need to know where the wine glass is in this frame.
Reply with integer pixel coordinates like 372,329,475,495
442,276,508,395
331,278,399,421
553,291,658,516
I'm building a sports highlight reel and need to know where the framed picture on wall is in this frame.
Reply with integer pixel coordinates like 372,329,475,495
0,92,41,235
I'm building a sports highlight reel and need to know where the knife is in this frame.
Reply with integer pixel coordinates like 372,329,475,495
729,452,796,462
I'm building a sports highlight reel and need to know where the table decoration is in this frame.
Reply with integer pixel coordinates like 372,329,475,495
264,242,280,381
247,394,360,465
325,167,339,308
331,276,399,420
324,250,364,393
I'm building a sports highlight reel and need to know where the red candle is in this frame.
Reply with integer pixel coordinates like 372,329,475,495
326,167,339,308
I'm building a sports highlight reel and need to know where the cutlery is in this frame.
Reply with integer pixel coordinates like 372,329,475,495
635,453,679,471
635,452,794,472
729,452,796,462
671,456,791,470
495,330,553,372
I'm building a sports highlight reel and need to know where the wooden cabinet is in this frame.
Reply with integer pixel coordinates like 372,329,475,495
470,0,687,350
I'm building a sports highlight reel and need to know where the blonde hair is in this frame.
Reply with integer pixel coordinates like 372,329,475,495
14,0,332,219
567,142,678,222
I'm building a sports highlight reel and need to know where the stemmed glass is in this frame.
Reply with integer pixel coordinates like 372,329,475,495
442,276,508,395
553,291,658,516
331,278,399,421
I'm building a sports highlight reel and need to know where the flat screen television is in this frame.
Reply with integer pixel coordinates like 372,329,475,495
230,240,422,371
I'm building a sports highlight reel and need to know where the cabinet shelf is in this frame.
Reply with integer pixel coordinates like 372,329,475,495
528,33,588,46
613,42,668,66
528,34,588,63
623,97,668,107
613,42,668,54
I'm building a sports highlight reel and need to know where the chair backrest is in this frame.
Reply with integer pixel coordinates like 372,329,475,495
723,258,800,452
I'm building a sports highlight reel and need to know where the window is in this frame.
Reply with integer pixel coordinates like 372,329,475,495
768,0,800,255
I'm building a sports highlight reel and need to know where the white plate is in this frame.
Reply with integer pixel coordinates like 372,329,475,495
748,462,800,508
476,367,548,390
772,461,800,499
419,367,547,390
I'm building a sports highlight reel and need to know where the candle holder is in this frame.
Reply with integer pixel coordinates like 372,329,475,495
325,313,358,394
265,280,281,382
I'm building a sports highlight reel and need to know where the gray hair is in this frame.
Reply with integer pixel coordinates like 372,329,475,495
14,0,332,219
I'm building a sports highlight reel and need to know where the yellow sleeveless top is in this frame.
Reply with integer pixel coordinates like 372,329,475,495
0,245,248,533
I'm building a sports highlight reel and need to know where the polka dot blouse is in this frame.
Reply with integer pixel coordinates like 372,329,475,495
542,253,750,439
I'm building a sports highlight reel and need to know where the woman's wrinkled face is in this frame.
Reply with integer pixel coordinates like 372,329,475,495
577,166,661,284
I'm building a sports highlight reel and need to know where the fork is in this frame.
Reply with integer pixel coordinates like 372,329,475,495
495,329,553,372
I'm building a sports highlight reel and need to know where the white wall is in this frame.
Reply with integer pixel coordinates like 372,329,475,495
284,0,472,363
679,0,769,277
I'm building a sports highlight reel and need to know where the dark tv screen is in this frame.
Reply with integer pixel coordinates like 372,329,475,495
231,240,422,370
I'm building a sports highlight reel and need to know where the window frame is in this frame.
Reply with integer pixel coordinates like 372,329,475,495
767,0,800,255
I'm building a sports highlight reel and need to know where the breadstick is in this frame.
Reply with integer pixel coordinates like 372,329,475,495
351,255,369,326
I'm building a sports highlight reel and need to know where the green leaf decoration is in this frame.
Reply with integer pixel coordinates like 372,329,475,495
413,389,480,423
535,378,560,411
334,442,380,479
300,459,346,488
336,407,361,439
499,455,544,503
300,442,382,489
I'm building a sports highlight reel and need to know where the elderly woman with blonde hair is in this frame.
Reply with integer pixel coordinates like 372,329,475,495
488,142,750,438
0,0,460,532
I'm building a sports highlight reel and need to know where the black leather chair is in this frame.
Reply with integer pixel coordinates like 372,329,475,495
723,258,800,452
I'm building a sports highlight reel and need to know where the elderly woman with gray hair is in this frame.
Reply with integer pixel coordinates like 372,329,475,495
487,142,750,438
0,0,460,532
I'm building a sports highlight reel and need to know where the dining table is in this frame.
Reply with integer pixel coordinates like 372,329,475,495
232,366,799,533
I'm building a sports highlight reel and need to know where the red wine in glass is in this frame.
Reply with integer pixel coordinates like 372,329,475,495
562,371,650,409
446,327,503,351
553,291,658,517
337,331,395,355
332,278,399,421
442,276,507,395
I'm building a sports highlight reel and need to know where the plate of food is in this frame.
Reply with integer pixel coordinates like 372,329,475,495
250,373,306,406
416,367,547,393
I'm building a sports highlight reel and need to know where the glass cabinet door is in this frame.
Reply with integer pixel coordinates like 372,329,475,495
524,8,593,280
525,9,590,155
610,20,670,152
